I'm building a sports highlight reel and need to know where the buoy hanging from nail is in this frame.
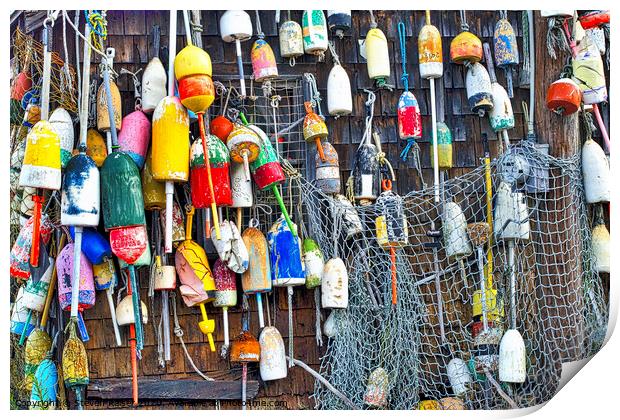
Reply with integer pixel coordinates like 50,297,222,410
141,25,167,114
220,10,253,96
242,223,272,329
190,134,233,208
213,259,237,355
302,10,328,59
493,11,519,97
49,107,74,168
279,13,304,66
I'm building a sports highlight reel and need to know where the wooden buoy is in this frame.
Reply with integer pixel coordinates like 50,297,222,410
96,49,122,153
259,326,287,381
227,122,261,182
117,109,151,169
220,10,253,96
213,259,237,353
49,107,74,168
230,325,260,410
302,10,328,58
141,25,167,114
190,134,233,208
279,14,304,66
303,238,324,289
418,11,443,79
303,101,328,161
10,214,52,280
493,12,520,97
62,321,89,409
142,148,166,210
363,367,389,408
315,140,340,194
365,17,391,88
85,128,107,167
321,258,349,309
327,10,352,38
581,138,610,204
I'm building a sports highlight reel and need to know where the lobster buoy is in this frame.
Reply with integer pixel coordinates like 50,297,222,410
175,207,216,306
213,259,237,308
49,108,74,168
579,10,610,30
220,10,252,97
211,116,234,143
242,226,272,294
231,162,253,209
483,42,515,132
322,258,348,309
268,216,305,287
327,63,353,117
101,152,146,230
228,123,261,182
190,134,233,208
97,77,122,136
115,295,148,325
10,215,53,280
450,30,482,64
250,127,285,190
175,44,214,113
323,311,337,337
315,140,340,194
141,25,167,114
447,357,473,395
141,148,166,210
333,194,363,239
303,101,328,161
302,10,328,57
69,227,110,266
61,153,100,227
327,10,351,38
11,287,36,337
376,188,408,248
443,201,472,259
493,15,519,97
152,96,190,183
498,329,526,383
465,63,493,117
19,120,61,191
303,238,324,289
430,122,453,170
365,27,390,87
29,357,58,408
418,11,443,79
86,128,107,167
117,110,151,169
56,243,95,314
279,18,304,65
493,181,530,241
581,138,610,203
22,257,54,313
397,91,422,141
439,397,466,410
573,35,608,104
546,78,582,116
352,142,380,204
259,326,287,381
363,367,389,408
93,258,117,291
591,219,610,273
251,38,278,83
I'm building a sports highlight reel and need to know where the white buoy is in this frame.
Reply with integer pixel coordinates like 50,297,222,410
591,222,610,273
447,358,473,396
115,295,148,326
259,326,287,381
321,258,349,309
499,329,526,383
582,138,610,204
494,182,530,241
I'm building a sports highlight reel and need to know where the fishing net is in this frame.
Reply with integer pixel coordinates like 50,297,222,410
304,142,607,409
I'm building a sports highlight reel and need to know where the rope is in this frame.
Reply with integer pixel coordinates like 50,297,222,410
304,73,324,119
327,41,340,66
170,292,214,381
254,10,264,39
459,10,469,32
398,22,409,91
62,11,111,63
369,10,377,29
359,89,376,148
84,10,107,52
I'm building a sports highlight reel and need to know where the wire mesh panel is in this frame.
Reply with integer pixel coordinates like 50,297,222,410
304,142,607,410
209,76,307,231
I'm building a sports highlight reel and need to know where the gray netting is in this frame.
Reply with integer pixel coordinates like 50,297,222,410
297,141,608,410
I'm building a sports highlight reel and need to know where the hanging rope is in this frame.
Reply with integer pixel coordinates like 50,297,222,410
359,89,376,148
327,41,341,67
254,10,264,39
84,10,107,52
304,73,324,119
398,22,409,92
369,10,377,29
459,10,469,32
171,292,214,381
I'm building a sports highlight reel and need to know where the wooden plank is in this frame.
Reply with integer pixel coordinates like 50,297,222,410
87,378,260,400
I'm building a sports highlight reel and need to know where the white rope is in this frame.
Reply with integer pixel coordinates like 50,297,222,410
171,292,214,381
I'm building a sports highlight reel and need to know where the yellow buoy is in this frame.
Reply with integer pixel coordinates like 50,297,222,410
141,148,166,210
96,79,122,133
152,96,190,182
85,128,108,167
19,121,61,190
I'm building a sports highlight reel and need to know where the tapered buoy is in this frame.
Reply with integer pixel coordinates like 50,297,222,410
268,216,305,287
581,138,610,204
397,91,422,141
251,38,278,82
493,181,530,241
19,120,61,190
352,141,380,203
220,10,253,96
365,27,390,87
493,15,519,97
29,358,58,409
418,11,443,79
363,367,389,408
242,226,272,294
10,215,52,280
450,30,482,64
303,101,328,161
22,258,54,313
11,287,36,336
213,259,237,351
141,148,166,210
259,326,287,381
49,108,75,168
61,154,100,227
279,18,304,64
117,110,151,169
97,78,122,135
573,34,607,104
302,10,328,57
333,194,363,239
303,238,324,289
101,152,146,230
327,63,352,116
430,122,453,170
56,243,95,314
142,25,167,114
498,329,526,383
447,358,472,395
315,140,340,194
443,201,472,259
466,63,494,117
321,258,348,309
228,123,261,181
190,134,233,207
152,96,190,183
86,128,107,167
592,221,610,273
116,295,148,325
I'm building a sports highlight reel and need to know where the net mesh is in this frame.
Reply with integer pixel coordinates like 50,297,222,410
305,142,607,409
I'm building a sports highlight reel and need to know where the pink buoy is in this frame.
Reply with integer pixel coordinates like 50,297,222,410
117,110,151,169
56,243,95,313
10,214,53,280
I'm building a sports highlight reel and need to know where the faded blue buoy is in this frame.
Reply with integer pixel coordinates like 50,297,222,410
267,215,305,287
